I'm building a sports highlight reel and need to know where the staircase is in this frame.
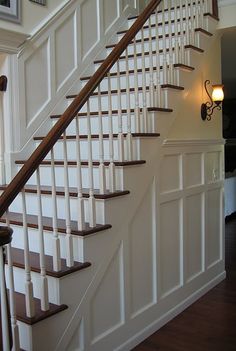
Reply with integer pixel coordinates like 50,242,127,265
0,1,221,350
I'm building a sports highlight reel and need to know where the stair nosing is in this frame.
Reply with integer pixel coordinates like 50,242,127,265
7,247,91,278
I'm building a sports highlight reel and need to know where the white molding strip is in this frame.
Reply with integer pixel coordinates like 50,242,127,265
163,138,225,147
218,0,236,7
0,28,29,54
116,271,226,351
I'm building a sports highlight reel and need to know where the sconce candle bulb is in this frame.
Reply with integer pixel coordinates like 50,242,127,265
201,80,224,121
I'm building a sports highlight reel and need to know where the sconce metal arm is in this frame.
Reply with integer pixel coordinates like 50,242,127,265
201,80,222,121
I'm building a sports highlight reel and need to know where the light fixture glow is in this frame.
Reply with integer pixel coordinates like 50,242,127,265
201,80,224,121
211,85,224,103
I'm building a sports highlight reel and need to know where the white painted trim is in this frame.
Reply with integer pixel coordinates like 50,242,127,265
115,271,226,351
218,0,236,7
0,28,29,54
163,139,225,147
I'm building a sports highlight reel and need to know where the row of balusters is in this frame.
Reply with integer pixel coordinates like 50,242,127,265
0,1,211,350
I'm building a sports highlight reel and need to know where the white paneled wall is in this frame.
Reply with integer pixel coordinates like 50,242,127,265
57,139,225,351
4,0,138,181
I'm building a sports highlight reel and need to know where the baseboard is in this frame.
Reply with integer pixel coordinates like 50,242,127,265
116,271,226,351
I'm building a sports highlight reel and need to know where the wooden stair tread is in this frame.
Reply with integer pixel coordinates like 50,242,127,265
1,184,130,200
14,291,67,325
94,50,195,65
8,247,91,278
50,107,173,119
15,159,147,167
81,65,193,81
184,44,204,52
204,12,219,21
0,212,112,237
195,28,213,36
128,3,211,20
34,133,160,141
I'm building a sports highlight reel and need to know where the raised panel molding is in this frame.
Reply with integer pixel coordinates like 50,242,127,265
90,243,125,344
104,0,118,33
129,179,157,318
160,154,181,193
81,0,99,59
67,319,84,351
206,188,222,268
185,153,203,188
185,193,204,282
159,199,183,298
24,39,50,125
55,12,77,91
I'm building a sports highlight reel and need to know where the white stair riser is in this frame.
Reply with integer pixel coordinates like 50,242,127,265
8,192,106,224
118,20,208,43
16,164,125,190
9,225,84,261
81,66,175,91
127,4,207,27
69,88,166,113
35,138,142,161
52,114,139,135
6,266,60,305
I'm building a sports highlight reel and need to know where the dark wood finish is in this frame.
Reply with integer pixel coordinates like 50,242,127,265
15,160,147,167
184,44,204,53
195,28,213,36
0,226,13,246
80,65,190,81
204,12,219,21
212,0,219,19
7,247,91,278
133,218,236,351
0,212,112,237
0,184,130,200
51,107,173,119
34,133,160,140
0,75,7,92
0,0,163,218
14,291,68,325
161,84,184,90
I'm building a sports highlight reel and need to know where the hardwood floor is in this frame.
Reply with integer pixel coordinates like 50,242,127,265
133,218,236,351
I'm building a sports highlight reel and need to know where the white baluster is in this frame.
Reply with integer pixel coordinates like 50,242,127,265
97,86,106,192
75,117,85,229
179,0,186,64
167,1,174,84
86,100,96,225
141,28,148,133
185,0,190,46
116,62,125,161
133,37,141,133
125,49,133,159
0,87,5,185
148,17,155,106
36,168,49,311
0,245,11,351
62,132,74,266
189,0,195,46
21,189,35,318
155,8,162,107
174,1,180,67
5,211,20,351
50,149,61,271
107,73,116,189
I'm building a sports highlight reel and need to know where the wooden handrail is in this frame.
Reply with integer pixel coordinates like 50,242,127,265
0,0,162,218
0,0,219,218
212,0,218,18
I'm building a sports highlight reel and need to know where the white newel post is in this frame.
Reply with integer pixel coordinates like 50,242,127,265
0,75,7,185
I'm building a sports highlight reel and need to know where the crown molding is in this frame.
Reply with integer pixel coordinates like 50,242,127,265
0,28,29,54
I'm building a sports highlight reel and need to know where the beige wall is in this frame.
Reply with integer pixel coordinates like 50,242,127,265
168,34,223,140
218,3,236,29
0,0,70,35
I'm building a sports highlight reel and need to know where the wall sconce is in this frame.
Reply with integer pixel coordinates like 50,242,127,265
201,80,224,121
